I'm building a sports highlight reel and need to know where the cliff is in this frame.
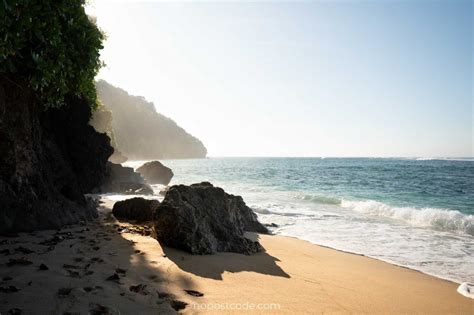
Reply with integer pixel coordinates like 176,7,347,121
0,75,113,232
92,80,207,160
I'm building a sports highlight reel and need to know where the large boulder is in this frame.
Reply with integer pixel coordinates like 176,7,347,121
136,161,173,185
101,162,153,195
112,198,160,222
153,182,268,255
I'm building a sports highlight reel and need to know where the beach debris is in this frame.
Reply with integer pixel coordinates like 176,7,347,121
7,257,33,266
89,303,113,315
2,276,13,281
0,285,19,293
27,281,32,286
8,308,22,315
129,284,147,295
38,263,49,270
134,249,141,254
57,287,72,297
184,289,204,297
169,300,188,311
108,251,117,256
106,273,121,283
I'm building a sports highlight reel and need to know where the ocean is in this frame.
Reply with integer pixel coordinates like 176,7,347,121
121,157,474,285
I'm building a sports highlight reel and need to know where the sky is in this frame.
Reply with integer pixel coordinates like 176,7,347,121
86,0,473,157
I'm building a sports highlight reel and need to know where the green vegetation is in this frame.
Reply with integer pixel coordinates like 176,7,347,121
0,1,104,109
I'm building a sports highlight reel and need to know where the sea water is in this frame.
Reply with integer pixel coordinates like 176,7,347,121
123,157,474,286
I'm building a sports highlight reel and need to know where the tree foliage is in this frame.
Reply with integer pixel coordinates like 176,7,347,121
0,0,104,109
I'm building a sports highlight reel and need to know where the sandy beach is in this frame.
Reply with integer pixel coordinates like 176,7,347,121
1,198,472,314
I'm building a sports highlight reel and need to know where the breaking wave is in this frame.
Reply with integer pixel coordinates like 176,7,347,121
341,200,474,236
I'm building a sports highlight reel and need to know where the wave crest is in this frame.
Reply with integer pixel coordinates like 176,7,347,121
341,200,474,236
294,193,341,205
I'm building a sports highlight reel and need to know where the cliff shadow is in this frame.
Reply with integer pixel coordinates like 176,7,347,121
161,233,290,280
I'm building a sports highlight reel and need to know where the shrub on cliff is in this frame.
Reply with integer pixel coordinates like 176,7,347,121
0,0,104,109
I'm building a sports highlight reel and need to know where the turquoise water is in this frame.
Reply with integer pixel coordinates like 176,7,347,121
125,157,474,284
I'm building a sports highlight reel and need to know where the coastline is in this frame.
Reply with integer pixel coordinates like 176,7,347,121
1,198,472,314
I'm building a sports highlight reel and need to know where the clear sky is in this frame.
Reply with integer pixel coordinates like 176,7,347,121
86,0,473,157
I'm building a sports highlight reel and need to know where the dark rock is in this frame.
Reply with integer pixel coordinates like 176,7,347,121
0,75,112,233
169,300,188,311
38,263,49,271
100,162,153,195
136,161,174,185
115,268,126,274
106,273,120,283
153,182,267,255
129,284,147,295
112,198,160,222
264,223,279,228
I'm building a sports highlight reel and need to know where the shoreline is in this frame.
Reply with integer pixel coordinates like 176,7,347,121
1,197,472,314
274,232,469,286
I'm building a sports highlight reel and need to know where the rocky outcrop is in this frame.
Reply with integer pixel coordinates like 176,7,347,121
153,182,267,255
112,198,160,222
0,75,113,232
100,162,153,195
137,161,174,185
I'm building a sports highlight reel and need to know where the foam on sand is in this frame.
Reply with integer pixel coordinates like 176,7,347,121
457,283,474,299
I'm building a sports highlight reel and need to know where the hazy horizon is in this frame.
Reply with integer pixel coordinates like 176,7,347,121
87,0,473,158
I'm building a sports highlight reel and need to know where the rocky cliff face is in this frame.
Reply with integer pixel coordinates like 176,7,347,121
0,75,113,232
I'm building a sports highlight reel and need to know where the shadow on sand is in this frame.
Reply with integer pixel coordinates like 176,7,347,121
161,233,290,280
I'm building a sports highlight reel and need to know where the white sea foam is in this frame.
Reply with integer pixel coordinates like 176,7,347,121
457,283,474,299
341,200,474,236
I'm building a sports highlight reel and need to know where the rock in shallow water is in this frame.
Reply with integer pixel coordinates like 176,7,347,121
100,162,153,195
153,182,268,255
136,161,174,185
112,198,159,222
